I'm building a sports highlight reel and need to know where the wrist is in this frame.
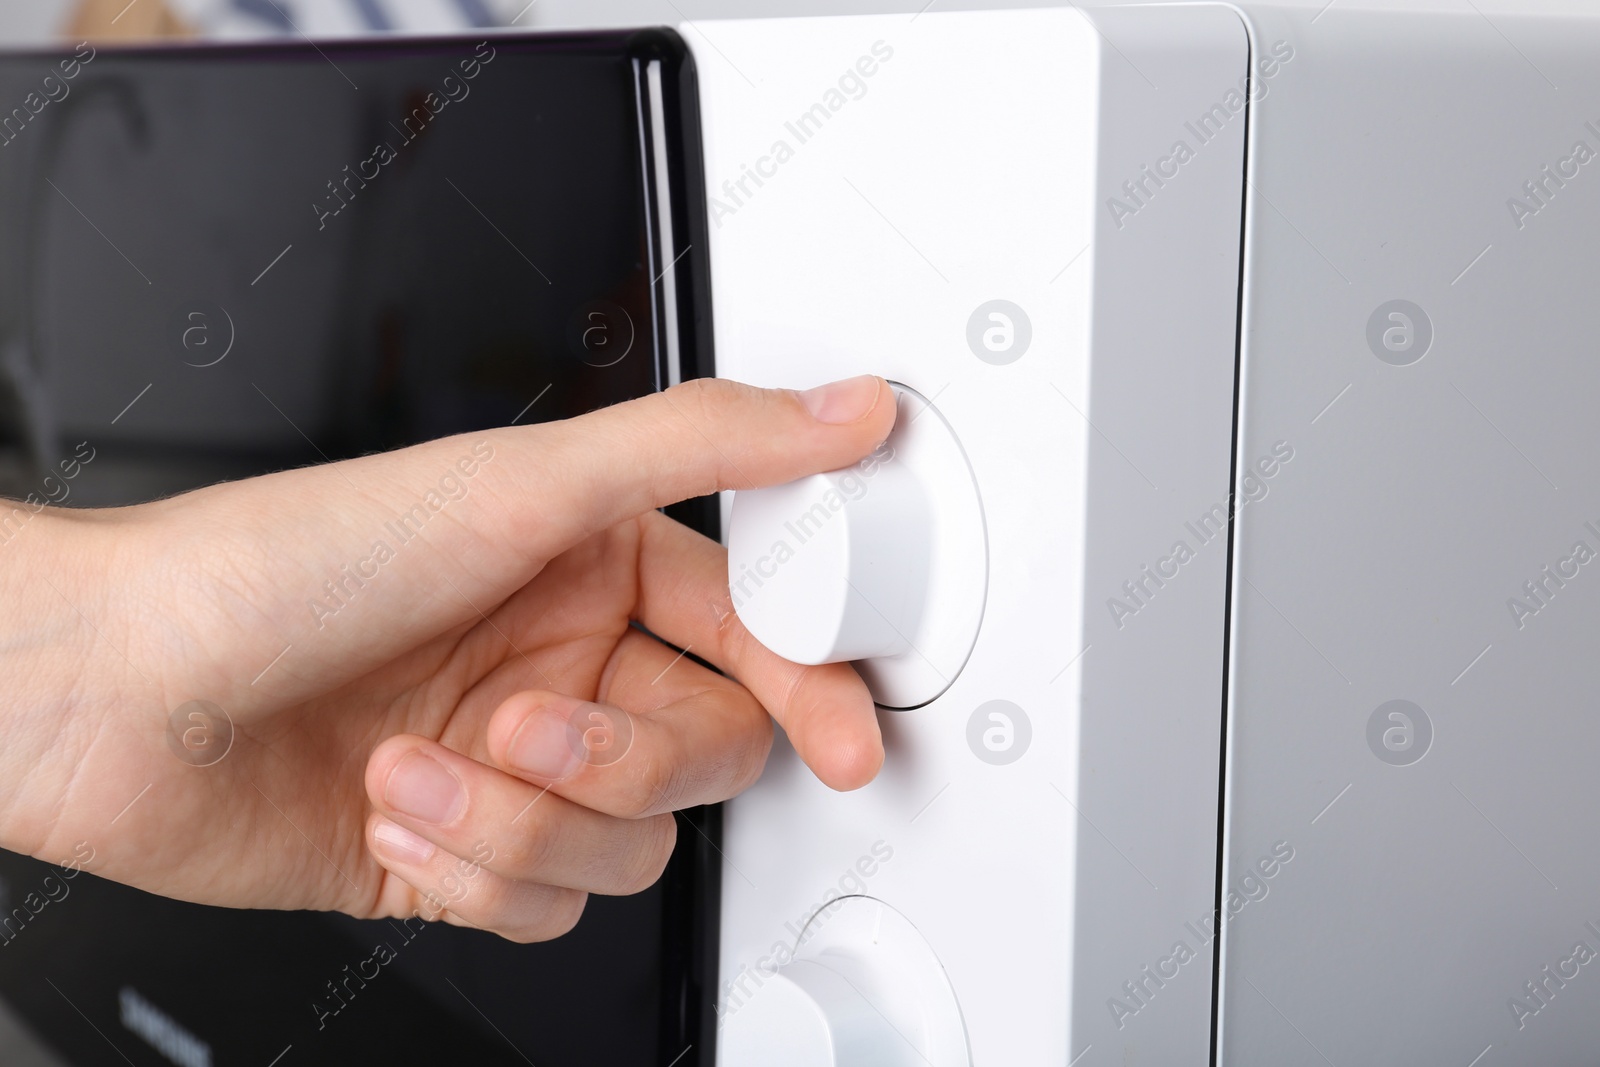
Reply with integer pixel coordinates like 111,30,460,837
0,504,126,856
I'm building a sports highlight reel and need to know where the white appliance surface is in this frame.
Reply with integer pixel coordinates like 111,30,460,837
1218,5,1600,1066
693,7,1246,1064
697,2,1600,1063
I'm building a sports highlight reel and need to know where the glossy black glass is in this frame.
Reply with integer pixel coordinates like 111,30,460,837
0,30,717,1067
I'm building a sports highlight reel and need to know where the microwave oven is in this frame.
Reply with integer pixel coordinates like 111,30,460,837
3,3,1599,1065
703,5,1600,1066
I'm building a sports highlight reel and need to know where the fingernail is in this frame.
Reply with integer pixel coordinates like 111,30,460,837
508,706,583,780
372,818,436,866
385,752,464,824
799,375,881,424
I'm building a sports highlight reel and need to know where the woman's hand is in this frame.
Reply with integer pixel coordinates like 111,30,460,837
0,374,894,941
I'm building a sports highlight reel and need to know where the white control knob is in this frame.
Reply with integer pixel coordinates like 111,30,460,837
718,896,970,1067
727,384,987,709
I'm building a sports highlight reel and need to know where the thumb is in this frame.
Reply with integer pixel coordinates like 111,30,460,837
137,375,894,712
502,374,894,555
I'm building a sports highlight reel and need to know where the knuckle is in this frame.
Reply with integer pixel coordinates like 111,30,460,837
544,889,589,939
722,616,790,698
732,712,775,795
674,375,736,419
619,749,677,818
771,655,806,713
458,871,516,922
614,814,677,895
699,688,775,802
717,611,757,662
502,801,561,877
770,657,814,723
664,377,759,487
662,378,715,438
510,889,589,943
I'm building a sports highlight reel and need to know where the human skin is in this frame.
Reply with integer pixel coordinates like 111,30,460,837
0,374,893,941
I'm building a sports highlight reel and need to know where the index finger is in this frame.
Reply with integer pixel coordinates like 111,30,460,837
633,508,884,792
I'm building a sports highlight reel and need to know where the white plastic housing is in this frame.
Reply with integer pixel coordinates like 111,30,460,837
717,897,969,1067
692,8,1247,1065
696,2,1600,1064
1214,7,1600,1067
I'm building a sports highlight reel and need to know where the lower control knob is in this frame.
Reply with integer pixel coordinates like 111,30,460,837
717,896,971,1067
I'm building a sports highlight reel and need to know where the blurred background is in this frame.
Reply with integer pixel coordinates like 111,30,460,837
0,0,1579,48
0,0,1031,41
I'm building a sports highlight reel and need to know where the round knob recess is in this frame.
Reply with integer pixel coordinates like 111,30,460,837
726,383,987,709
717,896,971,1067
